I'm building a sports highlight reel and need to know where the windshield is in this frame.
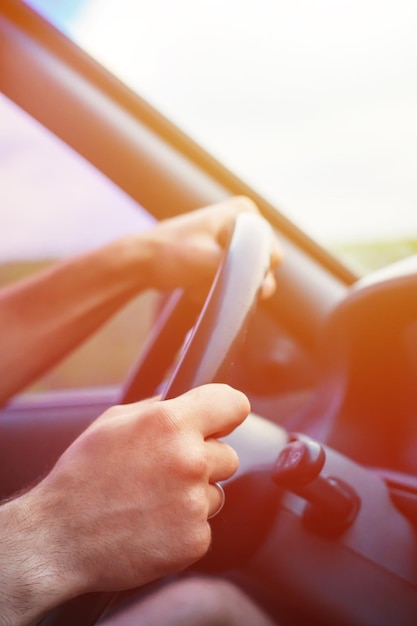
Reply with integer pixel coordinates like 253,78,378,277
26,0,417,275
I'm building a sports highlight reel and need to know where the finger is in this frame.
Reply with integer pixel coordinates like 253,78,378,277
260,231,283,299
215,196,259,248
204,438,239,482
214,199,283,288
162,384,250,439
260,271,276,299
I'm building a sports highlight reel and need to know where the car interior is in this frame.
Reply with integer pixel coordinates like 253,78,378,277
1,1,417,625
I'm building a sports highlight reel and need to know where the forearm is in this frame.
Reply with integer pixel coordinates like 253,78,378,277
0,492,71,626
0,235,152,405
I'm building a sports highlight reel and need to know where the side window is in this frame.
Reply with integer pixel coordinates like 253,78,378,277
0,93,158,394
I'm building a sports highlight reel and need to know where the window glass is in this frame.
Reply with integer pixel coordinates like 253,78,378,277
25,0,417,275
0,93,158,393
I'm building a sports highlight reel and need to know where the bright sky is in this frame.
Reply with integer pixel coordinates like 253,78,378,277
68,0,417,245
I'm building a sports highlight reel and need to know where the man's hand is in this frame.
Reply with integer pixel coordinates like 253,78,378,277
136,196,282,297
0,384,250,624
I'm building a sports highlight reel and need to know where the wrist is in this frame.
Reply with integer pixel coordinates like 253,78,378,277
0,490,74,625
106,232,155,294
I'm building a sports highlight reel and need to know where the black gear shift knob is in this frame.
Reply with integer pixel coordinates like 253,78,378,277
272,436,361,535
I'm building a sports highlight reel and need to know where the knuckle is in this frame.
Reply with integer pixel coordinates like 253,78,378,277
175,487,211,562
233,195,258,214
184,523,212,562
153,402,184,435
183,485,205,518
178,444,208,480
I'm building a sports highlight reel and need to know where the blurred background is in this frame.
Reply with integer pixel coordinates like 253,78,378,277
20,0,417,273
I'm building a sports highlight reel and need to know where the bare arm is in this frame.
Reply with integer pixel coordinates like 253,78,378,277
0,197,280,405
0,236,152,405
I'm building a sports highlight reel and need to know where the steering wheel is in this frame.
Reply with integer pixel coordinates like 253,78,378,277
40,211,275,626
121,211,275,403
